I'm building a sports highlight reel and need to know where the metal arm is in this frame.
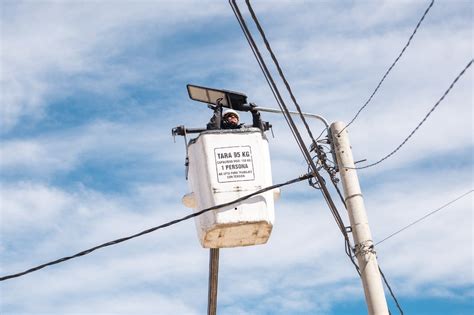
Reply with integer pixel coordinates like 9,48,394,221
253,106,329,129
254,106,335,169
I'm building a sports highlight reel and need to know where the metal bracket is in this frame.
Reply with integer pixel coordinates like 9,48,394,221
354,240,376,257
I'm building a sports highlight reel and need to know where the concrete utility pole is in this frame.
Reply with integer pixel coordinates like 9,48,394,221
330,121,389,315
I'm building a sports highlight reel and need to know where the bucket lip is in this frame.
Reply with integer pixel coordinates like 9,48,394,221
188,127,265,145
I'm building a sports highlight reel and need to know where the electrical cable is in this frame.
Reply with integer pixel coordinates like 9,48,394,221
228,0,308,160
247,1,404,308
245,1,347,215
379,266,404,315
244,0,345,213
230,0,311,167
230,0,338,223
232,0,359,276
342,0,435,133
233,3,463,312
235,2,405,311
315,126,328,142
245,0,319,146
251,13,361,274
0,173,313,282
348,58,473,170
375,189,473,246
240,0,348,238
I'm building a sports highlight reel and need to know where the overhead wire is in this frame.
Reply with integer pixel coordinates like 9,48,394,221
245,0,319,145
364,189,473,314
231,0,312,167
235,1,469,313
0,173,313,282
342,0,435,133
348,58,473,170
241,1,411,312
245,0,350,236
231,0,359,275
379,266,404,315
375,189,473,246
245,0,351,236
245,0,357,261
228,0,307,160
241,0,345,233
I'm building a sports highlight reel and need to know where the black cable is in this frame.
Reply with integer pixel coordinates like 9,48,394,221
0,173,312,282
331,177,347,210
376,189,473,246
245,0,319,146
342,0,435,133
315,126,328,142
230,0,343,236
240,0,347,237
228,0,307,160
230,0,310,168
235,0,359,276
379,266,404,315
244,0,346,222
246,1,346,214
238,4,461,311
349,59,473,170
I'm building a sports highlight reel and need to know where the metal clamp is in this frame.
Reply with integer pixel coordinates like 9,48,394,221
354,240,376,257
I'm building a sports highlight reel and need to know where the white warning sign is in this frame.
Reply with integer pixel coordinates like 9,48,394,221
214,146,255,183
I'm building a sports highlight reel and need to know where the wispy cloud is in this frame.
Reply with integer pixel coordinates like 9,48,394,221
1,1,472,314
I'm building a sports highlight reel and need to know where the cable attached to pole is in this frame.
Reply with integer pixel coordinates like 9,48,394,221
347,59,473,170
231,0,359,276
376,190,473,246
379,266,404,315
0,173,312,282
342,0,435,133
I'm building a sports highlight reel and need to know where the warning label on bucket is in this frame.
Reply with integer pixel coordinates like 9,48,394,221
214,146,255,183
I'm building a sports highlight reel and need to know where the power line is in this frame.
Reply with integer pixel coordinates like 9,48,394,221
351,58,473,170
343,0,435,133
234,0,361,291
0,173,312,282
231,0,358,274
245,0,320,146
244,0,352,241
231,0,341,231
374,189,473,315
241,4,408,312
379,266,404,315
228,0,308,160
241,0,347,240
375,189,473,246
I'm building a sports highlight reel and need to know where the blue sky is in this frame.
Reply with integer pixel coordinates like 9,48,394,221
0,1,472,314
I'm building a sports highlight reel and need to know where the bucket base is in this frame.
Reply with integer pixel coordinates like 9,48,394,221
202,221,273,248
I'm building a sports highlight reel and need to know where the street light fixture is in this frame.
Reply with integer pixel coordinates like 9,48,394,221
187,84,249,111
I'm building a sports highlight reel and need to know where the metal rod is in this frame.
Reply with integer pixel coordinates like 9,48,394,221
207,248,220,315
254,106,329,128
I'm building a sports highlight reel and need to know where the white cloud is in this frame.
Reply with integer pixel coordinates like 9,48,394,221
0,120,180,178
1,1,230,132
0,161,472,313
1,0,472,314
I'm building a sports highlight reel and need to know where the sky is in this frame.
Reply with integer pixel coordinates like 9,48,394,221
0,0,472,314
